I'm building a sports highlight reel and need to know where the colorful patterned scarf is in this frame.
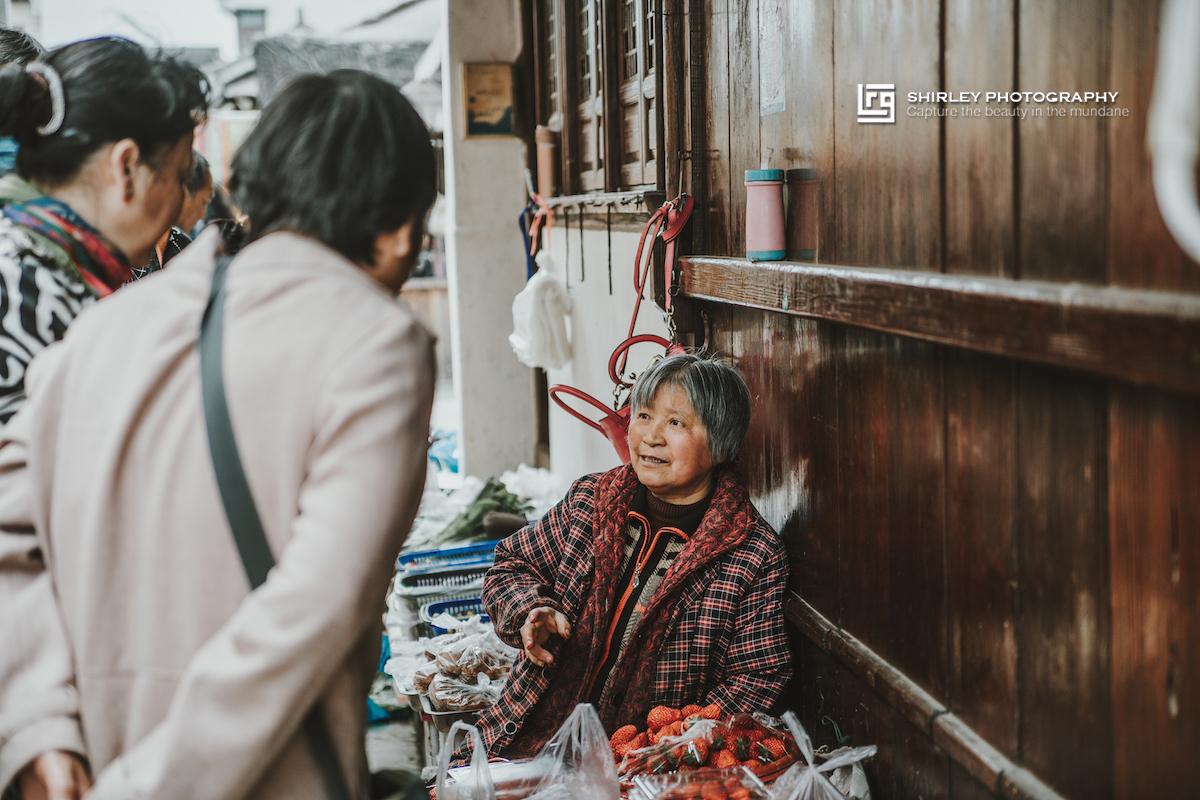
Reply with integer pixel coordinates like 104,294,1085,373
2,196,132,296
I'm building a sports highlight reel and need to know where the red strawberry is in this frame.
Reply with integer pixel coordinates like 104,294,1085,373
647,705,682,730
756,737,787,761
609,724,638,748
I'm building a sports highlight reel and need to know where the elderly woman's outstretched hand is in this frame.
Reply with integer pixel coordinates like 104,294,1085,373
521,606,572,667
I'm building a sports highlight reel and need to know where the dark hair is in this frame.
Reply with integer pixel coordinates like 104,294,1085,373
229,69,436,265
0,28,44,65
0,37,209,186
186,150,210,193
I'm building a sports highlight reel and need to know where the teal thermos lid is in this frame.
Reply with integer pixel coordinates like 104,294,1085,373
744,168,785,183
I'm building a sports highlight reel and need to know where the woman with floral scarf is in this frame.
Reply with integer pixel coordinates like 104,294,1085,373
0,37,208,423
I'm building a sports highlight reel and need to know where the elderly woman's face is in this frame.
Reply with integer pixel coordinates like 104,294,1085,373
628,383,715,504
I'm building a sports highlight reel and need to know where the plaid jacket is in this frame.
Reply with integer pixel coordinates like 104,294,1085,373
475,465,791,757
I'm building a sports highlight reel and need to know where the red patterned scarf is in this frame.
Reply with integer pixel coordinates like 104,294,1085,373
3,196,133,296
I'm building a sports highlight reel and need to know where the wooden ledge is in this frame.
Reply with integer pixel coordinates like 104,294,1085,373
680,256,1200,395
786,593,1065,800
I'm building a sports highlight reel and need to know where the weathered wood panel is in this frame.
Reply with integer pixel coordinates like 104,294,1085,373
951,763,996,800
703,0,732,255
794,638,952,800
787,594,1068,800
833,1,940,269
944,0,1015,277
782,0,836,263
1015,367,1113,799
725,0,759,257
708,305,843,611
1108,387,1200,798
1017,0,1109,282
1106,0,1200,292
836,327,947,698
945,351,1019,759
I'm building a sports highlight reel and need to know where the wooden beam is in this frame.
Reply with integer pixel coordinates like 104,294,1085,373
786,593,1066,800
680,256,1200,396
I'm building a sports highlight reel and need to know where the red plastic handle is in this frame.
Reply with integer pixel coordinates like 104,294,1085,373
607,334,675,387
548,384,622,434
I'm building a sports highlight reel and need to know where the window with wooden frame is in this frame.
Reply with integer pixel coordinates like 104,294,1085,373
617,0,657,187
535,0,561,130
532,0,663,195
576,0,605,190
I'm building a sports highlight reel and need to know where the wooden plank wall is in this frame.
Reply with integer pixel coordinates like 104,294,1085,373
691,0,1200,797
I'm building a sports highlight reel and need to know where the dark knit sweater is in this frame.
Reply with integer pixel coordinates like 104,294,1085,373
588,485,712,706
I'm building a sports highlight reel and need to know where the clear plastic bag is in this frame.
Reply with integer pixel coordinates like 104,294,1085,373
437,720,496,800
520,703,619,799
435,704,619,800
767,713,876,800
412,660,440,693
404,623,519,698
429,673,506,712
630,766,770,799
815,749,871,800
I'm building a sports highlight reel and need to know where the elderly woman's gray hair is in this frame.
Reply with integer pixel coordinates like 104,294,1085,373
630,353,751,464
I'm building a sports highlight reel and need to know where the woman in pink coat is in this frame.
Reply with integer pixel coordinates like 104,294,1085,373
0,69,437,799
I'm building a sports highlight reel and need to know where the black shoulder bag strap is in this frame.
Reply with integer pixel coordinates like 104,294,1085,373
199,255,351,800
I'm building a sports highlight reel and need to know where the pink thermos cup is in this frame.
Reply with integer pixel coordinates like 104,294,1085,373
745,168,786,261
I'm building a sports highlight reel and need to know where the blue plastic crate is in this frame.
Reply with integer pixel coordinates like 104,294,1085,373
395,563,491,597
421,597,490,635
395,539,501,573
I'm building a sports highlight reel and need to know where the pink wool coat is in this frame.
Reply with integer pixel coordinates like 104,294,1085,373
0,229,434,799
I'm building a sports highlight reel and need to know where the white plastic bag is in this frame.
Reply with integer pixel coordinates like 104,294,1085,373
819,748,871,800
521,703,619,799
509,250,572,370
437,721,496,800
768,713,876,800
435,705,619,800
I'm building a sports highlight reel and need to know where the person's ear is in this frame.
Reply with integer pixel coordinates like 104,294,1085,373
374,218,418,266
109,139,141,203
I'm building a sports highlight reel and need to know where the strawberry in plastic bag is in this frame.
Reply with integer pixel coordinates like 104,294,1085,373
631,766,771,799
620,715,799,783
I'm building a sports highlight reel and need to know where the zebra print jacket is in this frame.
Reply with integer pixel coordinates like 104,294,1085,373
0,174,95,424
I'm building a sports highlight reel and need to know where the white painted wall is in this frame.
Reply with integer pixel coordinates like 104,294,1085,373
441,0,534,477
540,224,671,481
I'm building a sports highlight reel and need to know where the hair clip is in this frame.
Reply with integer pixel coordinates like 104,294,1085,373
25,62,66,136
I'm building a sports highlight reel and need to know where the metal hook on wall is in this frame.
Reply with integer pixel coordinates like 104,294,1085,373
578,201,586,283
606,204,613,296
562,206,571,289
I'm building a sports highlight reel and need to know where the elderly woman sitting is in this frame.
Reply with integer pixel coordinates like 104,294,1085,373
476,353,791,757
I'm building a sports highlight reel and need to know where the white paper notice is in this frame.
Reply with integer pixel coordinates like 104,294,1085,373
759,0,786,116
